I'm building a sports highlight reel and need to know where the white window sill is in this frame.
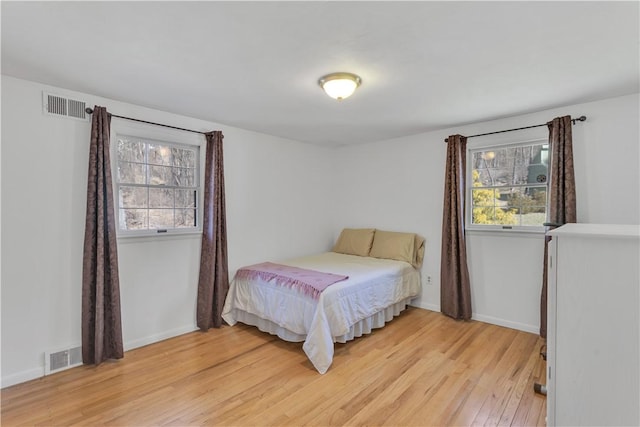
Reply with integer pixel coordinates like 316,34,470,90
117,230,202,244
466,227,546,238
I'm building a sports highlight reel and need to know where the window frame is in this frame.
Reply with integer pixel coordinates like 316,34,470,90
110,120,204,238
466,138,549,234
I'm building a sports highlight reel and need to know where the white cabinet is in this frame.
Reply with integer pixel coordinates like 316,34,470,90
547,224,640,426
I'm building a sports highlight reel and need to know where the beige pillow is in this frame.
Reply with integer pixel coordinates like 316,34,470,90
332,228,375,257
413,235,426,269
369,230,415,264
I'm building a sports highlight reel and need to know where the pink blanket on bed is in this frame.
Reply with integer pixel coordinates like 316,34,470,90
235,262,349,300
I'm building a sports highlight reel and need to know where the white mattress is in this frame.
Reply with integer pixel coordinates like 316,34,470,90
221,252,421,373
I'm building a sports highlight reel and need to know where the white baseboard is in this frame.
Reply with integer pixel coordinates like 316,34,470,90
2,367,44,389
471,313,539,334
124,324,198,351
409,300,538,335
410,301,440,312
2,324,199,389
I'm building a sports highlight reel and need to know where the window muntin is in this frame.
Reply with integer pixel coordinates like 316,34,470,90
468,141,548,230
115,135,199,234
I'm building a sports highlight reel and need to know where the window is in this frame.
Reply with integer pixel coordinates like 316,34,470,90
468,140,548,230
115,134,200,235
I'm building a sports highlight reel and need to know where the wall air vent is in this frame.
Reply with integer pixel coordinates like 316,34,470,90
44,346,83,375
43,92,89,121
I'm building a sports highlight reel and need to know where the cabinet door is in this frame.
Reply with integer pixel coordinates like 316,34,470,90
554,236,639,426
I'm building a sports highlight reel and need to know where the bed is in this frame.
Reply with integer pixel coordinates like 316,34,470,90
221,228,424,374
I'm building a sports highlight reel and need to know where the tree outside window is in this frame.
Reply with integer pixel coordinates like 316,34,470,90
469,141,548,228
115,135,200,234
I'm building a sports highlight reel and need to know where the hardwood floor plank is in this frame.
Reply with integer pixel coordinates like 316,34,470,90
497,340,542,426
444,327,520,426
469,331,539,427
1,308,545,426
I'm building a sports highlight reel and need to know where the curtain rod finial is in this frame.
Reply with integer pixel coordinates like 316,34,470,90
571,115,587,124
85,107,94,115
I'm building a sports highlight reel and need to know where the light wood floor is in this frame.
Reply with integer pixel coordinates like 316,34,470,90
1,308,546,426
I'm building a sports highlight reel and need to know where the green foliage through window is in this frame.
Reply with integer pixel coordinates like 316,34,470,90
471,170,517,225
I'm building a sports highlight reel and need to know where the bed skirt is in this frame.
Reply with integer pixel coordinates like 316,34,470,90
229,296,414,344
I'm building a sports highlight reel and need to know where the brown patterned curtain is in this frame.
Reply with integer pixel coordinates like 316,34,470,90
82,106,124,364
440,134,472,320
540,115,576,338
197,131,229,330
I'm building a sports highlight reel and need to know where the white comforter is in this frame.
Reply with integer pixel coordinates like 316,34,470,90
221,252,421,374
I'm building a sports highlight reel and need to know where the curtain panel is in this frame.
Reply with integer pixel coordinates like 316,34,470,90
440,134,472,320
540,115,577,338
82,106,124,364
196,131,230,330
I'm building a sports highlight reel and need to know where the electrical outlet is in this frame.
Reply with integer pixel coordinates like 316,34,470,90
424,275,432,285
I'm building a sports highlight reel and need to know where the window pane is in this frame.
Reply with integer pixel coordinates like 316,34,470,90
471,188,499,208
120,209,148,230
472,205,495,224
148,144,172,166
472,144,548,187
120,186,148,208
149,188,174,208
504,187,547,226
172,167,195,187
505,187,547,212
472,187,517,225
172,147,196,168
149,165,172,186
117,138,145,163
472,168,495,187
520,209,546,226
175,209,196,228
472,206,518,225
175,189,196,208
118,162,147,185
527,160,548,185
149,209,174,229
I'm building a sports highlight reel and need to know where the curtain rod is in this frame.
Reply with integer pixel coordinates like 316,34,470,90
444,115,587,143
85,107,209,135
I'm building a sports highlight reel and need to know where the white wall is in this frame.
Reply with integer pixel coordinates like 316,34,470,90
334,93,640,332
2,74,638,387
332,133,447,309
0,76,336,387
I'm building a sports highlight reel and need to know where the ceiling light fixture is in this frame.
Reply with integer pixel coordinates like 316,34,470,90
318,72,362,100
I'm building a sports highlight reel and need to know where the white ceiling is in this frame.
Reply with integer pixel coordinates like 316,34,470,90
2,1,638,146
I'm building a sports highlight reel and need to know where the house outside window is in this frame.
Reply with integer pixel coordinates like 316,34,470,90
467,139,549,232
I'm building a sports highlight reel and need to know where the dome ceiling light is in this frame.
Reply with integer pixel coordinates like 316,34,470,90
318,72,362,100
